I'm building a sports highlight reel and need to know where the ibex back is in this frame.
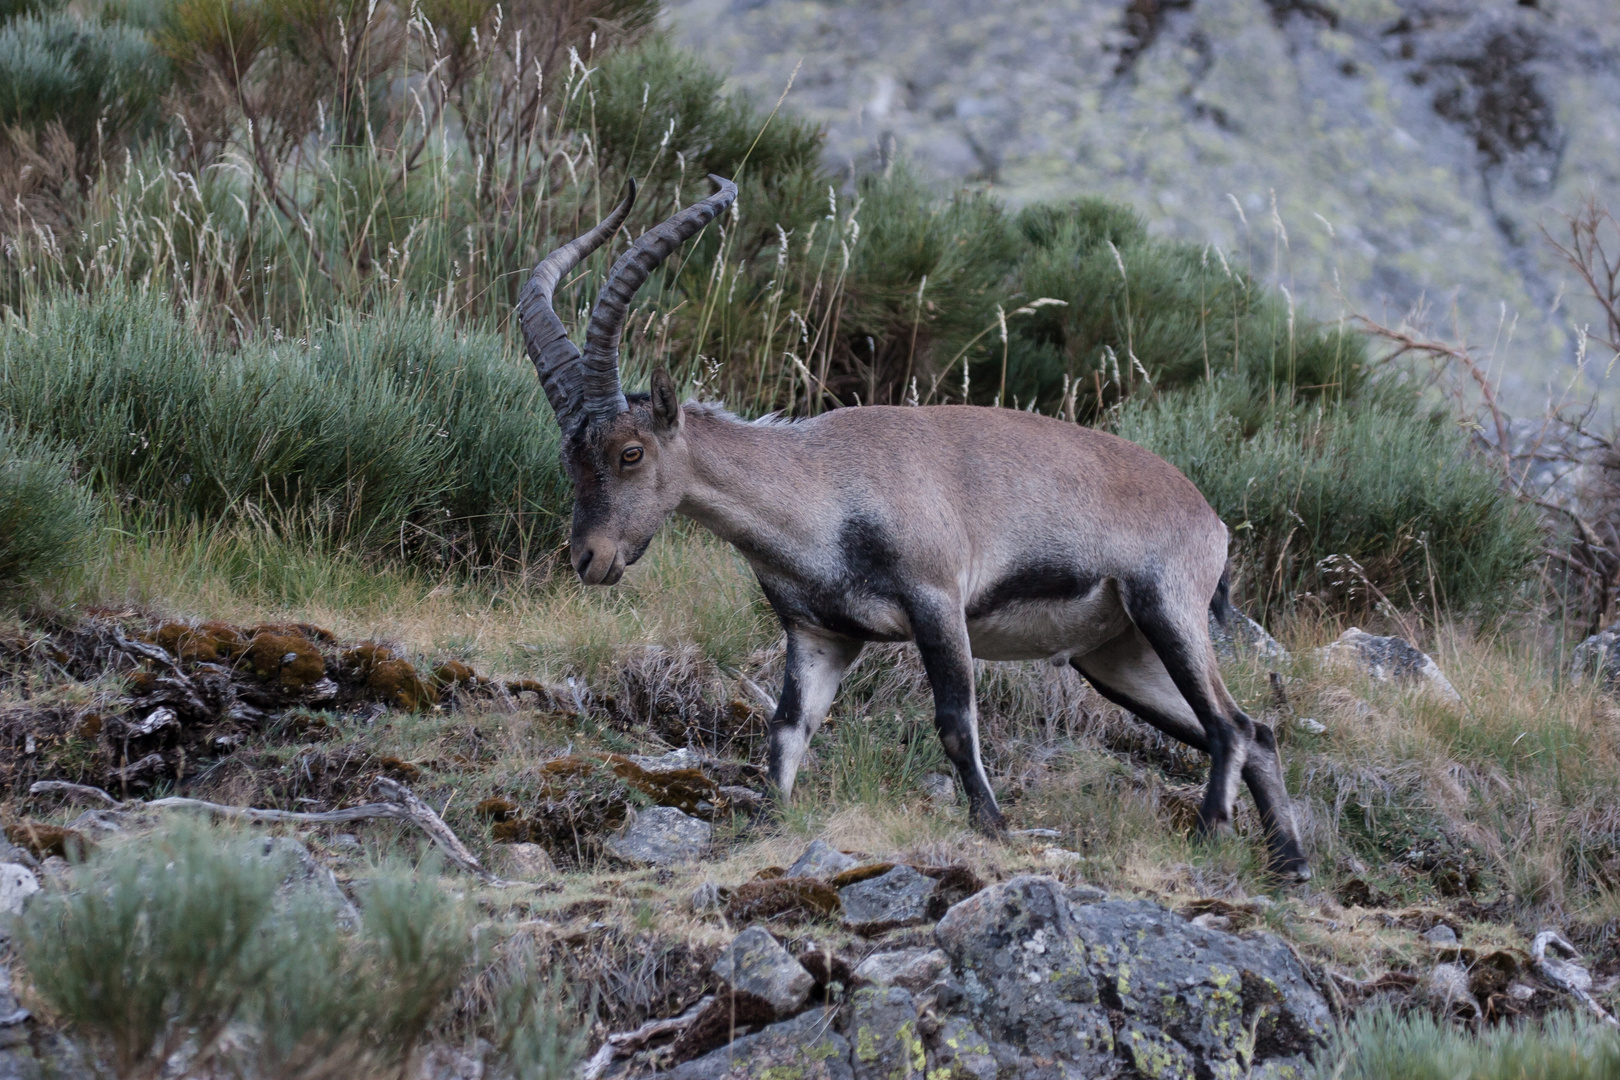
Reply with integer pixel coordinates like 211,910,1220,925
517,177,1310,881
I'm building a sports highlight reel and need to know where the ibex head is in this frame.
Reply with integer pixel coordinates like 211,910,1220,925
519,175,737,584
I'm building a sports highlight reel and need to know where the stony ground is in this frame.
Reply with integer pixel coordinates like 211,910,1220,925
1,588,1618,1076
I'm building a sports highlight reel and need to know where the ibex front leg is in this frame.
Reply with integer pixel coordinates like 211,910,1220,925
909,597,1006,833
767,627,864,804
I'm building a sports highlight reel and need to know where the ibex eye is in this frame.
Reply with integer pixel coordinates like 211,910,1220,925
620,446,644,465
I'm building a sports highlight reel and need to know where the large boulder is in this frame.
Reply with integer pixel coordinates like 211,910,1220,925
1317,628,1460,702
845,985,924,1080
932,875,1116,1078
661,1008,852,1080
1072,898,1331,1074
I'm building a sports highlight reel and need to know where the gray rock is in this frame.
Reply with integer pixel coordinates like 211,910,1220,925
691,881,723,912
1317,628,1461,701
840,865,937,935
1119,1020,1198,1080
842,985,923,1080
661,1008,852,1080
1428,962,1476,1015
933,875,1115,1079
1422,924,1459,946
919,772,956,806
1070,897,1331,1068
923,1015,997,1080
255,836,359,929
1572,627,1620,691
851,947,950,991
606,807,711,867
0,866,39,918
493,843,554,881
788,840,860,881
711,926,815,1018
1249,1056,1311,1080
1209,610,1289,661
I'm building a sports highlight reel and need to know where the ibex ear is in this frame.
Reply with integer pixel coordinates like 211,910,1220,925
649,368,683,434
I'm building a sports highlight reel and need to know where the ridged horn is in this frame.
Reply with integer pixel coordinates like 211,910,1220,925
579,175,739,421
518,180,638,437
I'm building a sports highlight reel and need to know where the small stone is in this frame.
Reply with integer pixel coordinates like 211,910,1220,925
839,865,937,935
1209,609,1289,660
606,806,711,867
691,881,723,912
1040,846,1084,866
0,864,40,917
1422,923,1459,946
38,856,71,888
1064,882,1108,905
1507,980,1537,1001
494,843,554,880
1295,716,1327,735
851,947,950,991
1190,912,1231,932
718,785,763,813
1427,962,1475,1014
787,839,861,881
844,985,924,1080
1573,626,1620,691
919,772,956,806
712,926,815,1017
1317,628,1460,701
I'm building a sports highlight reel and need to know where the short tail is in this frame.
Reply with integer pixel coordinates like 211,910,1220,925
1209,567,1234,627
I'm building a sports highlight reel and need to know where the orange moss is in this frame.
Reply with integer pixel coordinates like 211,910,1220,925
251,622,335,643
370,659,433,711
378,756,421,780
150,620,247,663
75,713,104,739
432,660,478,691
476,797,518,821
243,631,326,689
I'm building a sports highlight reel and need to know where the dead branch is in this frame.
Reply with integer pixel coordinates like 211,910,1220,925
1352,313,1511,469
1542,196,1620,355
29,778,519,887
1532,930,1619,1027
581,996,714,1080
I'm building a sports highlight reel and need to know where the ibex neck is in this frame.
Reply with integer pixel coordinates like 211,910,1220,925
675,409,823,560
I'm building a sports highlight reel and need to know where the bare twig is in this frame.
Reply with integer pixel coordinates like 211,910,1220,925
581,996,714,1080
29,778,519,887
1532,930,1619,1027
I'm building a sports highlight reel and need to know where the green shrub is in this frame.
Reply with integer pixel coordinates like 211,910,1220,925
17,823,574,1079
0,289,569,560
0,421,96,588
1313,1005,1620,1080
0,11,168,154
1003,199,1366,414
1114,379,1541,617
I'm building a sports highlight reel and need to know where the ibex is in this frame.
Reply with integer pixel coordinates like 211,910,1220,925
518,176,1310,880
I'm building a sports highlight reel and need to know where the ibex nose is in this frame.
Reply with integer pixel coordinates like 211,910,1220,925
571,537,625,586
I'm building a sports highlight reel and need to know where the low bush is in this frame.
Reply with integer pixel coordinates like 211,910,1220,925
1114,379,1542,617
0,421,96,589
16,821,577,1080
0,289,567,562
1313,1005,1620,1080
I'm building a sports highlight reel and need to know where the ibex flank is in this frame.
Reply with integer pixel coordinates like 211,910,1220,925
518,176,1310,881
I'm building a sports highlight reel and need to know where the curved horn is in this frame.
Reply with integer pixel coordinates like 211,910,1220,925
579,175,739,421
518,180,638,436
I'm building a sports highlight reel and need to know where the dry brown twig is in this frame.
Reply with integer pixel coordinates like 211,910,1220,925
28,777,522,887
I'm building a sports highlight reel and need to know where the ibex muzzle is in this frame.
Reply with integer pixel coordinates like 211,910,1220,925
517,177,1311,881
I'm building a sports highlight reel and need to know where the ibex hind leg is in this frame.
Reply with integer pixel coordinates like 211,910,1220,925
1116,578,1255,836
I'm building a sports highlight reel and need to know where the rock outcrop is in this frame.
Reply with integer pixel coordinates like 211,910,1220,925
1317,628,1461,701
666,0,1620,410
619,872,1330,1078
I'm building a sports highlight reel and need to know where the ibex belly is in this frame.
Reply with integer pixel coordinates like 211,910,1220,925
966,575,1132,663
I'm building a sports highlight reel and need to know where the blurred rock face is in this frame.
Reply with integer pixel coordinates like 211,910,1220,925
664,0,1620,411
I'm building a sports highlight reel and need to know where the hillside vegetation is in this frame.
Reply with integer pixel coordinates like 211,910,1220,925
0,0,1618,1076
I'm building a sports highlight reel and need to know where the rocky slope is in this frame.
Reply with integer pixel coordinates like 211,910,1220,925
663,0,1620,412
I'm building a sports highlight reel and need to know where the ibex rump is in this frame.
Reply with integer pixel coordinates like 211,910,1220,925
518,177,1310,880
